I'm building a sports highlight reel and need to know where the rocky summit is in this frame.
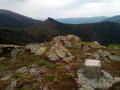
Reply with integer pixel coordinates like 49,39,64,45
0,35,120,90
50,35,82,47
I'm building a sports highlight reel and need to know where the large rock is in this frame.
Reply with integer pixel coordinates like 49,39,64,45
89,41,101,48
76,58,120,89
26,44,46,55
77,69,120,90
91,50,110,60
79,85,94,90
16,67,28,74
25,43,39,53
1,74,11,81
91,50,120,61
47,43,73,61
84,59,101,78
0,45,18,57
109,55,120,61
34,47,46,55
6,79,17,90
0,57,5,60
50,35,82,47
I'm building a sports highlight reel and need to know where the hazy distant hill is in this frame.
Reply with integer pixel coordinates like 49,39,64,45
26,18,120,45
0,9,41,28
104,15,120,23
56,16,107,24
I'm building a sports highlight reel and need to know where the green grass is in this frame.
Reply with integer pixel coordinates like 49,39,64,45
108,44,120,49
73,72,77,76
42,74,56,81
61,82,69,87
57,76,62,81
0,65,16,72
12,72,21,78
106,60,115,65
30,77,38,82
19,75,26,81
30,57,36,61
66,74,73,79
82,42,90,45
45,63,62,69
36,60,48,66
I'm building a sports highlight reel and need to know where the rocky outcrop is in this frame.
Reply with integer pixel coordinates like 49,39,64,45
34,47,46,55
50,35,82,47
16,67,28,74
25,44,46,55
6,79,17,90
0,45,18,57
76,69,120,90
25,43,39,53
79,85,94,90
47,43,74,61
91,50,120,61
89,41,101,48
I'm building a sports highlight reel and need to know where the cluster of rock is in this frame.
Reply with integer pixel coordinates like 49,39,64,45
25,43,46,55
47,35,82,61
76,59,120,90
1,64,42,90
47,43,74,61
0,45,18,60
50,35,82,47
89,41,101,48
91,50,120,61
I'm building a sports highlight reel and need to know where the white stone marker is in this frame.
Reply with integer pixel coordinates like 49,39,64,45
84,59,101,78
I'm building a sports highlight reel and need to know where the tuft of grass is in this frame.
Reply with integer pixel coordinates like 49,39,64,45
106,60,115,65
108,44,120,49
57,76,62,81
37,60,48,66
45,63,62,69
45,64,57,69
69,48,77,56
73,72,77,76
19,75,26,81
12,72,20,78
30,57,36,61
30,77,38,82
42,74,55,81
66,74,73,79
61,82,69,87
0,65,16,72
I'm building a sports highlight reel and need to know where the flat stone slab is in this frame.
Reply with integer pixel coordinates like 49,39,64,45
85,59,101,67
84,59,101,78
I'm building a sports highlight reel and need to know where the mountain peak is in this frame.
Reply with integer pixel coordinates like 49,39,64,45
45,17,56,22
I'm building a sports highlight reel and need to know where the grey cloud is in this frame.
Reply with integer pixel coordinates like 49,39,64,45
0,0,120,19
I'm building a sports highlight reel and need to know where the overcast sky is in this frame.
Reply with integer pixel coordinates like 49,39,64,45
0,0,120,19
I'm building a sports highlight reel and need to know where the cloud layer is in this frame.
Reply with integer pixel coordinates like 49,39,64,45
0,0,120,19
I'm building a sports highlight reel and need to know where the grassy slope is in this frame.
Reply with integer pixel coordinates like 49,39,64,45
0,27,34,45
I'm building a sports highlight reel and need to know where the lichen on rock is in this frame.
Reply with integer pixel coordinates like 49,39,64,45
76,69,120,90
50,35,82,47
47,42,73,61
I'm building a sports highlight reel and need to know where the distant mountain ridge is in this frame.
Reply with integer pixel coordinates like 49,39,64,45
104,15,120,23
56,16,107,24
26,18,120,45
0,9,41,28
